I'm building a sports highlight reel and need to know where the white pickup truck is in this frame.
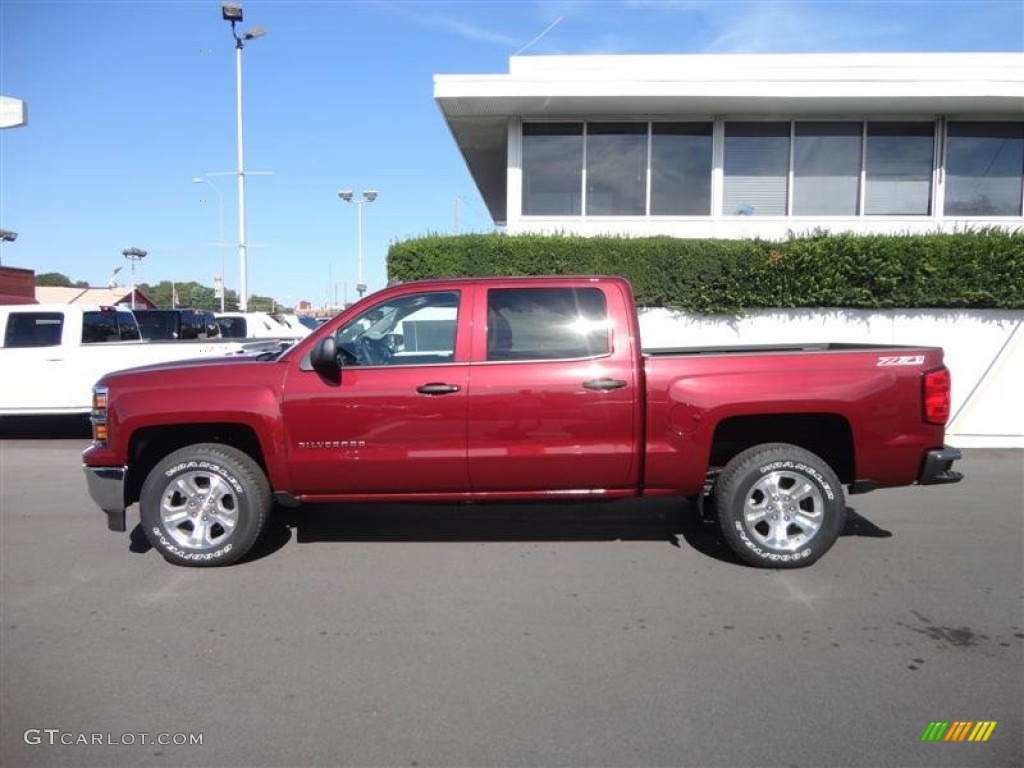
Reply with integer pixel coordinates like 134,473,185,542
215,311,310,342
0,304,271,416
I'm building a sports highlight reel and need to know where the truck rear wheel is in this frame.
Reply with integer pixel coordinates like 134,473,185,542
140,443,270,567
715,443,845,568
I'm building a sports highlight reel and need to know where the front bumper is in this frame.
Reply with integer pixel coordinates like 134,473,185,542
918,446,964,486
84,466,128,531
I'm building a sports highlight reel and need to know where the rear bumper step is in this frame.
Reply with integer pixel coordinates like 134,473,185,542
918,446,964,486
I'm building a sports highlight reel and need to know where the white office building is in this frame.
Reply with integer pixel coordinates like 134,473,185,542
435,53,1024,447
435,53,1024,239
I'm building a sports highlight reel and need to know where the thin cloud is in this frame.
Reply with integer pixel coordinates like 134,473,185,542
623,0,1022,53
701,1,884,53
377,0,521,48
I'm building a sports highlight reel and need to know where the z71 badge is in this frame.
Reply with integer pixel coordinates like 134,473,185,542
876,355,926,367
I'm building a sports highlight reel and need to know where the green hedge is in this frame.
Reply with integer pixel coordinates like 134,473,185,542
386,229,1023,313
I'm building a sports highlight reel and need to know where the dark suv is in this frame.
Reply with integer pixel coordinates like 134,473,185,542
133,309,221,341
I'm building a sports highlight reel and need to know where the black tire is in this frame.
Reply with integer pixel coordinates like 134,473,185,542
715,443,845,568
140,443,271,567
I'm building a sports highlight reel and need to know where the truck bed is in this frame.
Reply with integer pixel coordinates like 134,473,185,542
643,342,921,357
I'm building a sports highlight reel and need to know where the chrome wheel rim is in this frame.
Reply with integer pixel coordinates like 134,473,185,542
158,471,238,551
743,470,824,552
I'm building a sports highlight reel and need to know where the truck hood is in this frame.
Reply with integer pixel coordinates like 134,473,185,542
98,354,284,390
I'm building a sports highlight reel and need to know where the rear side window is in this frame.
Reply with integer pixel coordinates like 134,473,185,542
3,312,64,348
217,317,247,338
179,312,202,340
135,311,176,340
82,311,140,343
199,312,220,339
486,287,610,361
117,311,141,340
82,312,121,343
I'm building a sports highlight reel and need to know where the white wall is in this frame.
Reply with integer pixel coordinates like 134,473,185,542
637,307,1024,448
510,217,1023,239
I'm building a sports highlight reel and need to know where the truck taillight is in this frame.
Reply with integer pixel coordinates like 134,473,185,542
91,386,109,445
923,367,951,425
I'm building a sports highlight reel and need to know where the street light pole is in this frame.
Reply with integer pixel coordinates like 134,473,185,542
193,176,227,310
221,3,265,312
122,247,147,310
233,37,249,311
338,190,377,299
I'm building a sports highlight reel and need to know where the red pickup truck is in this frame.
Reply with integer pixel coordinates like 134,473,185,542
83,276,962,568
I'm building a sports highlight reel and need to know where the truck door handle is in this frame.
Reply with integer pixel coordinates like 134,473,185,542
583,378,627,391
416,382,461,395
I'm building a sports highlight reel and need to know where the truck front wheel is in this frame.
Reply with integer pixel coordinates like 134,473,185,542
715,443,845,568
139,443,271,567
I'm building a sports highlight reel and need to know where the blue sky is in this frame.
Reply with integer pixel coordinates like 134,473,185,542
1,0,1022,308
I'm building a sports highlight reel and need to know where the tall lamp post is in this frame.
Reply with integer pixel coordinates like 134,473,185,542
193,176,227,310
122,247,147,310
338,189,377,299
0,229,16,266
221,2,265,312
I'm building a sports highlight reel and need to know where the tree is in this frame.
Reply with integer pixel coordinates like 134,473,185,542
248,295,293,313
35,272,73,287
137,280,242,310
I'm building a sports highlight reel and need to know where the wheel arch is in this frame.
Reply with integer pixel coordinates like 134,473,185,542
125,423,267,508
708,413,854,484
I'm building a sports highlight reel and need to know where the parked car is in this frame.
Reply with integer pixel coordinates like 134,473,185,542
0,304,259,416
84,276,962,568
215,311,307,341
133,308,221,341
270,313,313,338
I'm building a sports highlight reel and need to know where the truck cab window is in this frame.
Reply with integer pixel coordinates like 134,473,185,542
217,317,247,338
179,312,201,340
3,313,63,348
116,311,141,340
486,287,610,361
336,291,459,366
82,313,118,343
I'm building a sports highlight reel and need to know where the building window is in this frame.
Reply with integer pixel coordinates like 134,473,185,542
650,123,713,215
518,118,1024,222
585,123,647,215
793,122,862,215
945,121,1024,216
522,123,583,215
865,122,934,215
723,122,790,216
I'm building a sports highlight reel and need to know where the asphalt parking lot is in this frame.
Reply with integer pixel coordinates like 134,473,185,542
1,425,1021,767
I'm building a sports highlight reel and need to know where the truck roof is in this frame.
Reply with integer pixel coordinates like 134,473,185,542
1,303,125,313
391,275,621,286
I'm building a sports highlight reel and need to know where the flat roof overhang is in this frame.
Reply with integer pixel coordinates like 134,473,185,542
434,53,1024,226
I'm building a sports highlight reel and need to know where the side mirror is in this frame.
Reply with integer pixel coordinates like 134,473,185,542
311,336,341,376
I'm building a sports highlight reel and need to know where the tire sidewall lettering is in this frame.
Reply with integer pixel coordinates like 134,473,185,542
164,460,244,495
151,526,234,562
757,459,834,500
